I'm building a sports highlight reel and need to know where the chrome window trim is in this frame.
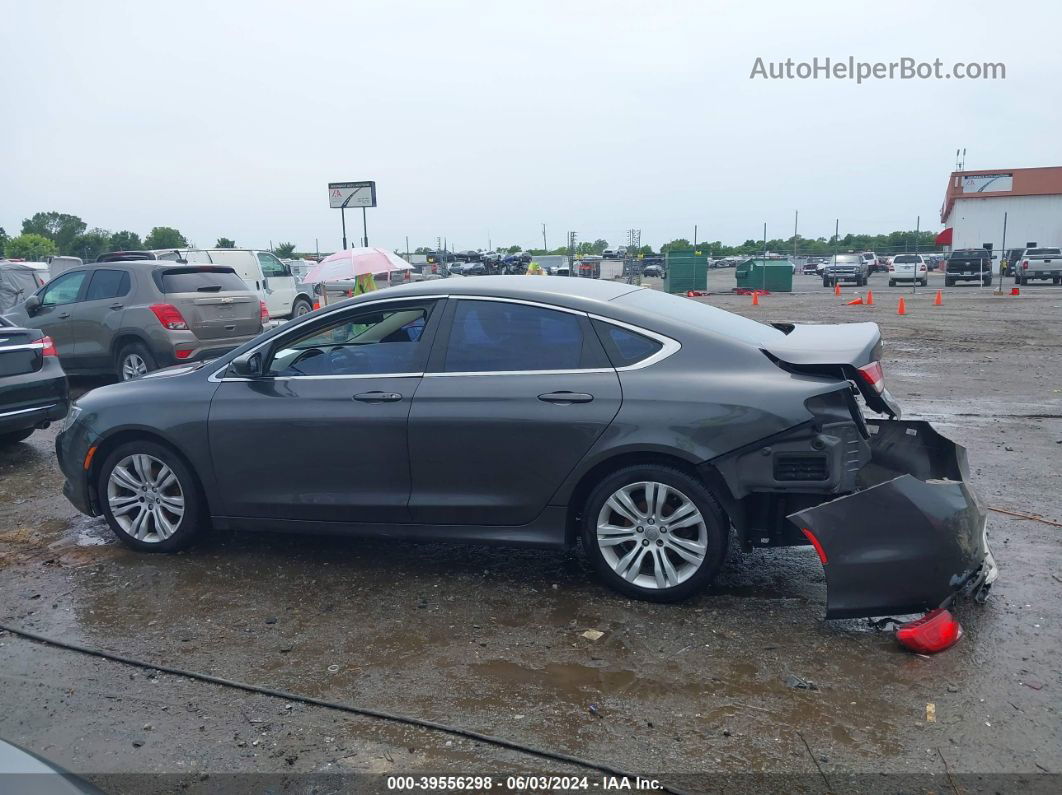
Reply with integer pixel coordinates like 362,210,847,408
0,404,55,419
587,314,681,371
0,342,45,353
426,368,614,378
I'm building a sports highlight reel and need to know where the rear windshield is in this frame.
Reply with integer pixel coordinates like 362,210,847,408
893,255,920,263
833,255,861,263
156,267,248,293
615,287,784,346
1026,248,1061,256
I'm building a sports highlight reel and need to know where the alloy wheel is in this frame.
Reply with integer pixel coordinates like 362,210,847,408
121,353,149,381
107,454,185,543
596,481,708,590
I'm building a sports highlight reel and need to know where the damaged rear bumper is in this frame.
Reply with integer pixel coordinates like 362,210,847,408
789,419,998,619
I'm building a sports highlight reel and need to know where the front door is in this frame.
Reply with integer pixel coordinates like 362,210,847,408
208,298,443,523
257,252,296,318
408,298,622,526
29,269,90,365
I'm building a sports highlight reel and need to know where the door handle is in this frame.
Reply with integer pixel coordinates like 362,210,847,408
353,391,403,403
57,312,70,319
109,303,124,310
538,391,594,404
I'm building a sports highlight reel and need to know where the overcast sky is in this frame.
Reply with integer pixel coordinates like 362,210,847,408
3,0,1059,253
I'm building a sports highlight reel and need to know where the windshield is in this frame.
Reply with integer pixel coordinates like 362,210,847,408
833,255,861,264
157,268,248,293
615,287,784,346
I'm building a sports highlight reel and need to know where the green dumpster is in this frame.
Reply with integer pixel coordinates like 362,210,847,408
735,258,794,292
662,250,708,293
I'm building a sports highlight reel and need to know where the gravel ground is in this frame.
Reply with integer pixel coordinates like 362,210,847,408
1,270,1060,792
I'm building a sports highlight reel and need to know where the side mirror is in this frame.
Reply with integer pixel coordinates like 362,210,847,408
24,295,41,315
229,350,263,378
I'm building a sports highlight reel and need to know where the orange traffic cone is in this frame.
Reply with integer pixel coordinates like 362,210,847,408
752,291,760,306
933,289,942,306
833,282,841,296
897,297,907,315
866,290,874,306
847,296,863,305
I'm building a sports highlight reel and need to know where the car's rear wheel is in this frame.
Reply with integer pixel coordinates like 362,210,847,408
117,342,157,381
888,279,896,287
98,440,204,552
0,428,34,446
945,277,954,287
582,466,728,602
291,298,312,317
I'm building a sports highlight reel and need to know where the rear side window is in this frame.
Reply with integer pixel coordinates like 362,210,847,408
445,300,584,373
85,269,130,300
156,268,248,293
593,320,662,367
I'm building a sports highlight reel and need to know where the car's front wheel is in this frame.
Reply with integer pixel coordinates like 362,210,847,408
98,440,204,551
291,298,312,318
582,466,728,602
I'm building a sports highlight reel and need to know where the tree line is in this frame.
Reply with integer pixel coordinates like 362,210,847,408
0,210,942,263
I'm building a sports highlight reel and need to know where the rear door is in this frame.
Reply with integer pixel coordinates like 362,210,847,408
156,267,260,341
29,270,89,364
256,252,296,318
73,268,130,369
408,297,622,526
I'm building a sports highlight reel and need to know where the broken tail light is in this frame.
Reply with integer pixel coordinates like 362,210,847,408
857,361,885,393
895,608,963,654
149,304,189,331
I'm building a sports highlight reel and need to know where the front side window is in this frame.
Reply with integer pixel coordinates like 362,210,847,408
444,300,583,373
40,270,88,306
268,305,431,376
85,269,130,300
257,253,288,277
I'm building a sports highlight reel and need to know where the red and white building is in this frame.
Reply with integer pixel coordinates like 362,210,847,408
938,166,1062,251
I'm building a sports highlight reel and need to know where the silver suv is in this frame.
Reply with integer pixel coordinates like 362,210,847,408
5,261,264,380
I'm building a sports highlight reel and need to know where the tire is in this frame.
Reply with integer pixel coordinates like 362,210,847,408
920,279,928,287
985,277,992,286
888,280,896,287
822,278,831,288
0,428,34,446
581,465,729,602
117,342,157,381
945,278,954,287
97,440,204,552
291,298,312,318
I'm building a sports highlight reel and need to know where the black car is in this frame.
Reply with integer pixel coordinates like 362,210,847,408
0,315,69,446
945,249,993,286
56,277,995,616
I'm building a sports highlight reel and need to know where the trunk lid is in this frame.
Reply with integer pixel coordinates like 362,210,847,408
0,326,44,377
155,267,261,340
762,322,899,417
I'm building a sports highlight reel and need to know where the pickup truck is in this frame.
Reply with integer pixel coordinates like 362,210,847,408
1015,247,1062,285
944,249,993,287
822,253,869,286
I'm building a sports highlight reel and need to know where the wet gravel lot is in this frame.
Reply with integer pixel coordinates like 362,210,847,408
1,271,1060,791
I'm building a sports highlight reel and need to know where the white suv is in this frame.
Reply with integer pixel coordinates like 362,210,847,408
204,249,315,320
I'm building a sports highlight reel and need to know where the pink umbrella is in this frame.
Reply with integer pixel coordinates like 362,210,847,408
302,247,413,284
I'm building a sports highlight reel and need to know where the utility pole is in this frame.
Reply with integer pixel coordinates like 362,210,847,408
405,235,410,261
999,211,1008,294
567,231,577,275
913,215,920,294
793,210,799,260
315,237,319,261
833,218,839,266
762,222,768,293
693,224,698,249
541,223,547,252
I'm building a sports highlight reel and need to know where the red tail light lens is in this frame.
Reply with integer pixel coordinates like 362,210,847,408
800,528,828,565
259,301,270,324
1022,260,1029,269
175,349,193,360
35,336,58,357
857,361,885,393
149,303,189,330
895,608,963,654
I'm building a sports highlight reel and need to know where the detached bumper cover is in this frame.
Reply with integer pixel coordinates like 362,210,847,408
789,419,997,619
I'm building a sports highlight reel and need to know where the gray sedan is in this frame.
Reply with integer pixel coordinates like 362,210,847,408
55,277,995,616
